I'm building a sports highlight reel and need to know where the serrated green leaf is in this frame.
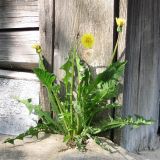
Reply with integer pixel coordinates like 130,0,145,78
16,133,25,140
60,56,72,87
85,61,126,95
33,68,56,89
4,138,14,144
96,116,154,132
4,124,58,144
91,80,119,104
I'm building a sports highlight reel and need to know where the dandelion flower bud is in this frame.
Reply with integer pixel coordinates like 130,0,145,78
116,18,125,32
32,43,42,54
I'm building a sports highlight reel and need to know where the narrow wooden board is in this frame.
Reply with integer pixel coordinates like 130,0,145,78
114,0,128,145
39,0,54,72
0,0,39,29
39,0,54,111
0,69,38,81
0,31,39,70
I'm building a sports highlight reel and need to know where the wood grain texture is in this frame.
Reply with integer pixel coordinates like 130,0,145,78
114,0,128,145
0,69,38,81
122,0,160,151
0,31,39,70
0,0,39,29
54,0,114,80
117,0,128,61
39,0,54,111
39,0,54,72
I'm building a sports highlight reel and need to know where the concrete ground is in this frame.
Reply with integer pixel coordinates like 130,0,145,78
0,134,159,160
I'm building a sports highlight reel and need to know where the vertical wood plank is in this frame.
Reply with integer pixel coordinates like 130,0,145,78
114,0,128,144
54,0,114,80
122,0,160,151
117,0,128,61
39,0,54,111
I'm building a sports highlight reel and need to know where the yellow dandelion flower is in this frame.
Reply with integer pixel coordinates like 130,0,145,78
81,33,95,49
32,43,42,54
116,18,125,27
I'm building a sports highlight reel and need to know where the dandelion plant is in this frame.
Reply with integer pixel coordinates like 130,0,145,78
4,18,153,151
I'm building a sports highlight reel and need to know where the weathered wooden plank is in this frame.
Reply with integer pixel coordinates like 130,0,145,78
117,0,128,61
0,69,38,81
0,31,39,70
39,0,54,111
0,0,39,29
122,0,160,151
39,0,54,72
114,0,128,145
54,0,114,80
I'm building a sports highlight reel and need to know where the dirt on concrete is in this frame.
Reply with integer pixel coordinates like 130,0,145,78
0,134,159,160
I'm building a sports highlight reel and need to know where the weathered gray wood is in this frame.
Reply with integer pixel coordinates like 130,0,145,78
0,31,39,70
122,0,160,151
117,0,128,61
114,0,128,145
54,0,114,80
39,0,54,72
39,0,54,111
0,69,38,81
0,0,39,29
